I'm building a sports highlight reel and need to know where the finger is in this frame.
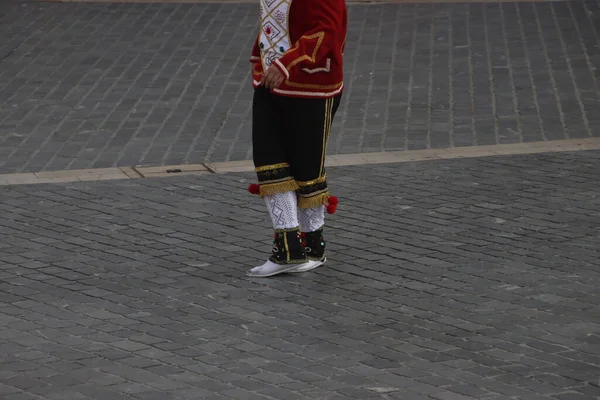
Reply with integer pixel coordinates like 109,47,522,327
273,76,283,89
262,69,273,86
260,69,269,84
265,73,275,89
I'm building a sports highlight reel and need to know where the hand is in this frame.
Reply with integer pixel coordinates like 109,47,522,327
260,64,285,89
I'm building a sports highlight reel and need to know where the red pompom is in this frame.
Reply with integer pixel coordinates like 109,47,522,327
248,184,260,195
326,196,339,214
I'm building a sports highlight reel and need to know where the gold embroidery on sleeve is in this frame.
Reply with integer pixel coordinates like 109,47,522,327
284,32,325,70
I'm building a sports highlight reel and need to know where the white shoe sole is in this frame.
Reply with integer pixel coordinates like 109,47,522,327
287,258,326,273
246,261,310,278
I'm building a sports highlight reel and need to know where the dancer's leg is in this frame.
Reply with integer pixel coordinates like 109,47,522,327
282,93,343,273
247,87,309,277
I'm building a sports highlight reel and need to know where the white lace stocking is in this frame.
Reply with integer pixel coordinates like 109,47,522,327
299,205,325,233
264,191,299,230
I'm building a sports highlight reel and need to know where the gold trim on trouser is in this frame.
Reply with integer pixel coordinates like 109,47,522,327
259,179,300,197
255,162,290,173
298,192,330,209
260,177,295,185
254,97,335,202
295,97,334,209
297,175,327,188
320,97,334,177
255,162,298,197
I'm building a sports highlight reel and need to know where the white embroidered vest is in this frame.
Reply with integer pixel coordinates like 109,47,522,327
258,0,292,70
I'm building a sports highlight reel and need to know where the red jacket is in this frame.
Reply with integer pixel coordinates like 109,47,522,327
250,0,347,99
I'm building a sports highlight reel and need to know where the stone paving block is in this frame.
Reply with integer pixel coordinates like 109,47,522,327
0,1,599,172
0,151,599,399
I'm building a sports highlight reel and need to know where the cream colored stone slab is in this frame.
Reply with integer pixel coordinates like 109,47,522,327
351,150,442,165
490,146,559,155
206,160,254,173
329,151,424,166
2,137,600,186
350,153,396,165
135,164,208,176
119,166,143,179
324,154,363,167
141,170,212,178
1,175,77,185
97,174,131,181
524,141,565,149
530,138,600,149
435,151,497,159
1,176,40,185
437,145,499,154
34,168,124,179
434,139,600,158
0,173,38,183
386,150,442,162
77,173,131,182
434,147,497,159
324,154,354,164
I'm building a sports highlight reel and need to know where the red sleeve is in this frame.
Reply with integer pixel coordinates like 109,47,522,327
273,0,344,79
250,32,261,63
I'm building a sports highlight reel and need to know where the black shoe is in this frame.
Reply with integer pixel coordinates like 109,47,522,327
301,227,326,261
246,228,310,278
269,227,307,265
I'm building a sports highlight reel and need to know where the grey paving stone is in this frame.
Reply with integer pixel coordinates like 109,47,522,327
0,1,599,173
0,151,599,399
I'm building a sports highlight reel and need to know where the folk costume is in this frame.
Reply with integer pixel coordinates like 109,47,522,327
247,0,347,278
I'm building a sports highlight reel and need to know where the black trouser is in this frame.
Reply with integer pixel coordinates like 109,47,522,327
252,86,342,209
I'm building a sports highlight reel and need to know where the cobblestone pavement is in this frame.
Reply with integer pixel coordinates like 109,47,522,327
0,1,599,173
0,151,599,399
